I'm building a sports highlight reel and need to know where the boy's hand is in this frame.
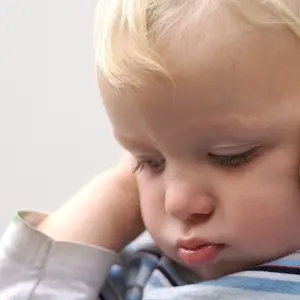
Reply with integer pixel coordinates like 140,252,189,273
37,153,144,252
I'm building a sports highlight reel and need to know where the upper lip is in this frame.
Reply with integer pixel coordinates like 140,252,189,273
177,237,213,250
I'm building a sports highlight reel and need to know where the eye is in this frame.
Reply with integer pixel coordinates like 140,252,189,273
133,158,165,173
208,148,257,167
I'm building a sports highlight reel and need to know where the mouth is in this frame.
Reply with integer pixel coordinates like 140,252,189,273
177,238,224,267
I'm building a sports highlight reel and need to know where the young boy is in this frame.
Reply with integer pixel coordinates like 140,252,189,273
1,0,300,299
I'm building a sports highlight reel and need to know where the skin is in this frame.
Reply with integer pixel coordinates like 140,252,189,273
100,20,300,280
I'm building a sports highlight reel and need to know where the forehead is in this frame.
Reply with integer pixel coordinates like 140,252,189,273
100,26,300,144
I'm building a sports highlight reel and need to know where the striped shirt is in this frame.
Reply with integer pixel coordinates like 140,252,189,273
103,235,300,300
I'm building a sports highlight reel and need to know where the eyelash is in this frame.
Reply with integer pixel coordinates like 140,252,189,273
132,148,258,173
133,159,165,174
208,148,257,167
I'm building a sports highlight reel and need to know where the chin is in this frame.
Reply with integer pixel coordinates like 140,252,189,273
191,265,228,281
188,258,260,282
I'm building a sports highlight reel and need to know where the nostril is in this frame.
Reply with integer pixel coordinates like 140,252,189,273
186,213,211,225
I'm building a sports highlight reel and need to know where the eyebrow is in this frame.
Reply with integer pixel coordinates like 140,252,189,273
114,133,155,152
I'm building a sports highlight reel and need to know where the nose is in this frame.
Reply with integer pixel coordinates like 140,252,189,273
164,180,215,222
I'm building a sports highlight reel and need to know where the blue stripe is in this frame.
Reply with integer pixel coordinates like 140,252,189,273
202,276,300,295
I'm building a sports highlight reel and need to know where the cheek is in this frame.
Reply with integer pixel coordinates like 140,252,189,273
224,177,300,254
223,145,300,243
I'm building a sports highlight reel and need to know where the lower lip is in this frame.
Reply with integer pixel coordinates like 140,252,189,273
178,244,222,266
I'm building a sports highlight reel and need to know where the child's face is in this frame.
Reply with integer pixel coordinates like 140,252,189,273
101,26,300,280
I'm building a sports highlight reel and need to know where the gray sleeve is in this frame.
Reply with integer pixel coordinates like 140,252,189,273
0,211,120,300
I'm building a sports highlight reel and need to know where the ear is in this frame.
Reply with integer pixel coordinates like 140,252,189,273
298,138,300,184
298,157,300,182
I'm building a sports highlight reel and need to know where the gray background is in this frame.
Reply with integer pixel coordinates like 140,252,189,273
0,0,121,232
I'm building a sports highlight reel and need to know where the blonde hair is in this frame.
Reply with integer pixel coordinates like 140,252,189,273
95,0,300,90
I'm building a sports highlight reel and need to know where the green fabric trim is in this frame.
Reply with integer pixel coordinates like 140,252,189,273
12,212,21,222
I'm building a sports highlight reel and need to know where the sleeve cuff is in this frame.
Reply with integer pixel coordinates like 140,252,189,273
1,211,120,296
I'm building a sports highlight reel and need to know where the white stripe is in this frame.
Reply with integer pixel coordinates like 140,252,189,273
235,270,300,283
284,252,300,261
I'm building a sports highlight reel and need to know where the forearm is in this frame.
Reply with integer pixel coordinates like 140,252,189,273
37,168,143,252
